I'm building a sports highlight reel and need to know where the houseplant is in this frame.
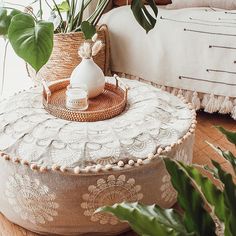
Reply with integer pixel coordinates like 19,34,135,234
0,0,158,85
99,126,236,236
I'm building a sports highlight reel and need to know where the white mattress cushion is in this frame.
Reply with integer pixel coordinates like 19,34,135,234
169,0,236,10
100,6,236,98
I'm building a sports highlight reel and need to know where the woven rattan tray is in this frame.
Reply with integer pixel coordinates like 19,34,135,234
42,76,129,122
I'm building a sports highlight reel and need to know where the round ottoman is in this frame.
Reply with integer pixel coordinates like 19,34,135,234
0,78,196,235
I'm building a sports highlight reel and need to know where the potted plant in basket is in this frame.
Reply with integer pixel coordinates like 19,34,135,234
0,0,158,87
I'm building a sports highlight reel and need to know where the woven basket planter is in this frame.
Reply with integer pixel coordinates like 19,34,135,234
27,25,110,82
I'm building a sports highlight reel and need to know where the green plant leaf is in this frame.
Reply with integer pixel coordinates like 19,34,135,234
81,21,96,39
0,8,10,35
179,163,225,221
9,9,21,18
131,0,158,33
212,160,236,236
56,1,70,12
8,13,54,72
216,126,236,146
98,202,193,236
0,8,21,36
207,141,236,174
164,159,216,236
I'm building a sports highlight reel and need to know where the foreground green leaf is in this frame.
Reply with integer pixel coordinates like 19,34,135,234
131,0,158,33
216,126,236,146
164,159,216,236
99,202,192,236
179,163,225,221
212,161,236,236
8,13,54,72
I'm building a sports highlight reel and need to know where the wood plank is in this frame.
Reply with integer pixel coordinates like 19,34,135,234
0,111,235,236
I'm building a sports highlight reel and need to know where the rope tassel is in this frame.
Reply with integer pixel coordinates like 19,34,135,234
191,91,201,110
202,94,210,108
171,88,178,96
204,94,219,113
232,99,236,120
184,90,193,103
219,97,233,114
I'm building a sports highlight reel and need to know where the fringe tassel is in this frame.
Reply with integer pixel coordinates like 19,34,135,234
202,94,210,108
121,73,126,78
219,97,233,114
161,85,166,91
204,94,219,113
171,88,178,96
184,90,193,103
231,99,236,120
177,89,183,96
192,91,201,110
166,87,172,93
114,72,235,119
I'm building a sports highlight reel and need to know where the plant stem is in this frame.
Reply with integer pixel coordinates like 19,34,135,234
45,0,53,11
52,0,64,32
39,0,42,20
1,40,9,97
72,0,93,30
2,6,17,10
93,0,109,26
67,0,76,32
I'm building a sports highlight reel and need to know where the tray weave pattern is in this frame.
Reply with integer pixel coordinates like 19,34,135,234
43,78,128,122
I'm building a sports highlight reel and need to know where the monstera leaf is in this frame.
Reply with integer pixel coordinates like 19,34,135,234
99,202,192,236
131,0,158,33
164,159,216,236
8,13,54,72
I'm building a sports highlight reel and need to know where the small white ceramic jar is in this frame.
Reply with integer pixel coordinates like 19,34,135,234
66,85,88,111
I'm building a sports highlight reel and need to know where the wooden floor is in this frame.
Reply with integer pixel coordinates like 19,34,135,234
0,111,235,236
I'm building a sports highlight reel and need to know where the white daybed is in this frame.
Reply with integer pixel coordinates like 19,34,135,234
101,6,236,119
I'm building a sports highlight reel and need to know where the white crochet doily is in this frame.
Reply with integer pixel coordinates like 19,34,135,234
0,78,193,168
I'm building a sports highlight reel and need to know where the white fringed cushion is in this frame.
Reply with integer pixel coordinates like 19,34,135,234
168,0,236,9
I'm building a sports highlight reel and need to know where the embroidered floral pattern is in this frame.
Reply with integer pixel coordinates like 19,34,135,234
160,174,177,203
5,174,59,224
0,79,193,168
81,175,143,225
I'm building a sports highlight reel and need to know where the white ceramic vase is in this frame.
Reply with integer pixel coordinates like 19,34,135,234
70,58,105,98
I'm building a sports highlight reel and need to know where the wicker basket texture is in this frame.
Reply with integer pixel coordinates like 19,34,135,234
27,25,110,82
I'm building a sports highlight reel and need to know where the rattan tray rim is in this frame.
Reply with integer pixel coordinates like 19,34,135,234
42,76,129,122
